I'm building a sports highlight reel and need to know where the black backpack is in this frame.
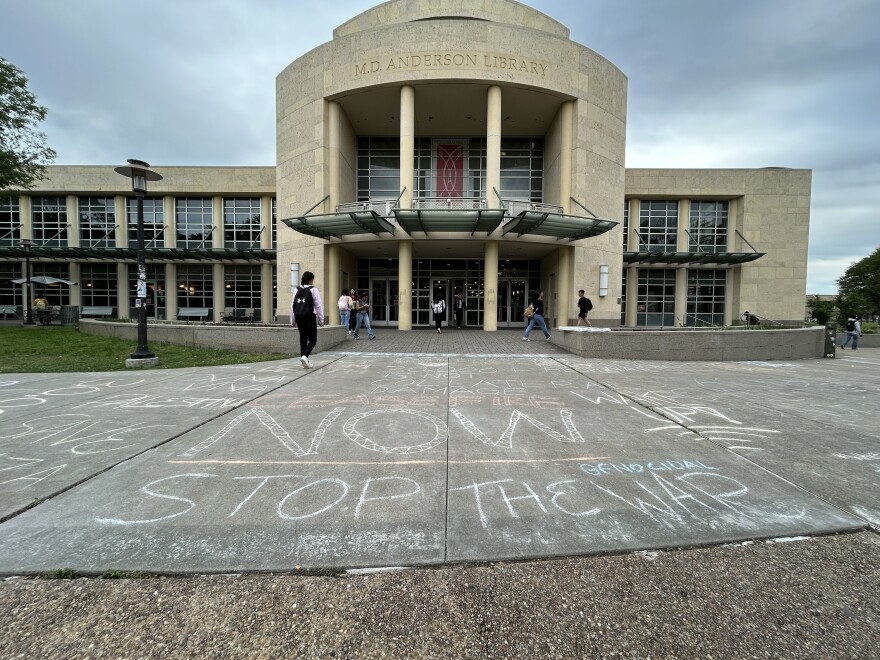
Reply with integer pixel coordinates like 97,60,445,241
585,298,593,311
845,319,855,332
292,285,314,317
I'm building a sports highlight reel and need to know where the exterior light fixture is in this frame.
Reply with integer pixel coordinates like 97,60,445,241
114,159,162,365
599,264,609,297
20,238,35,325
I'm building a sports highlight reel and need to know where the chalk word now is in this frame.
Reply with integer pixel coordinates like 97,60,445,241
180,406,588,458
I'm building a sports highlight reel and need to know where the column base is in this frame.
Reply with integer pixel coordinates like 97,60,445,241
125,356,160,369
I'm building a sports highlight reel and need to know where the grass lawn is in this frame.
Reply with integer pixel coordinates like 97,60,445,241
0,326,292,373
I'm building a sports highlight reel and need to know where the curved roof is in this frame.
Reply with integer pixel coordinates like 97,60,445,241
334,0,569,40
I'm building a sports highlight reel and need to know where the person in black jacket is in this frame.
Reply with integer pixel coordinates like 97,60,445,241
523,290,551,341
577,289,593,327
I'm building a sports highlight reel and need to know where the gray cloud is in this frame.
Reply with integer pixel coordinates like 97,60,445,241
5,0,878,292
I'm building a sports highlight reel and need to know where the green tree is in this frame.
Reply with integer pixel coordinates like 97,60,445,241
807,296,834,324
0,57,56,190
837,246,880,319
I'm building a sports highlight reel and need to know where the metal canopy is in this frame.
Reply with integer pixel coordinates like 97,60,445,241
502,210,618,241
623,251,766,265
281,210,395,239
392,208,506,236
0,246,276,263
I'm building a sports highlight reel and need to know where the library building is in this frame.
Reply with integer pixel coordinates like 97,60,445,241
0,0,811,330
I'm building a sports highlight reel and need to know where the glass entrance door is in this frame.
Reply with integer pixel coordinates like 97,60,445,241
431,279,450,325
370,278,398,327
497,278,527,328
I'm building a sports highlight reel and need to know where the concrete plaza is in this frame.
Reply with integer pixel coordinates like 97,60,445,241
0,330,876,574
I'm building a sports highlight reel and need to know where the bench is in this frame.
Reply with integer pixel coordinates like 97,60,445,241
0,305,19,319
80,306,115,318
177,307,211,321
222,307,254,323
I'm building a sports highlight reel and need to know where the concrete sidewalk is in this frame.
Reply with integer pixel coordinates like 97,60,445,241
0,337,877,655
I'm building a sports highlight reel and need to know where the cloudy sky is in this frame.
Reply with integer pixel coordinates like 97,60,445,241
4,0,879,293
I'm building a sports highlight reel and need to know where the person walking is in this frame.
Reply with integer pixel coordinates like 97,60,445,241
523,290,551,341
290,270,324,369
338,287,353,335
353,292,376,340
432,296,446,334
348,288,357,334
840,316,862,350
576,289,593,327
453,293,464,328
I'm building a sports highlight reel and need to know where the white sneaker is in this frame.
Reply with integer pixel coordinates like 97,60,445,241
522,337,530,341
347,331,351,335
300,356,309,369
546,336,552,341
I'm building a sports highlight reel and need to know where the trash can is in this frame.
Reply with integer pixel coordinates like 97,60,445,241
60,305,79,326
824,323,836,358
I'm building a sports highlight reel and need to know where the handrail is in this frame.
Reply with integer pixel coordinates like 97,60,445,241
569,197,597,218
740,310,785,327
680,313,720,328
735,229,760,253
197,225,216,249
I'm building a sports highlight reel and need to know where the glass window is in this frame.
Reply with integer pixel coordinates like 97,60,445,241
271,198,277,248
224,265,262,317
177,265,213,311
499,138,543,203
639,200,678,253
0,263,18,308
127,197,165,246
224,198,261,248
689,200,728,253
358,138,400,201
32,263,71,306
687,269,726,326
0,196,21,247
620,272,627,325
80,264,118,309
622,200,629,252
636,269,675,327
79,196,116,247
127,265,166,319
175,198,213,248
31,196,68,247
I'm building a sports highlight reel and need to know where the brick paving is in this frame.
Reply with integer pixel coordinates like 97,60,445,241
332,327,569,355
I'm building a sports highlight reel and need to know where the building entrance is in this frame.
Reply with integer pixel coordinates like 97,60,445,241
369,278,398,327
497,278,527,328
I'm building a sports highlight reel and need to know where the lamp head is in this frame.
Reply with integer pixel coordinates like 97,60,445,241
114,158,163,193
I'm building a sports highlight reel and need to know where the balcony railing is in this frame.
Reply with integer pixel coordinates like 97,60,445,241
335,198,565,217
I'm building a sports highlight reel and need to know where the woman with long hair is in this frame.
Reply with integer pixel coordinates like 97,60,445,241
522,290,551,341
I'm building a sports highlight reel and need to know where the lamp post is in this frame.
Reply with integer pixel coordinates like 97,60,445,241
114,159,162,362
21,238,35,325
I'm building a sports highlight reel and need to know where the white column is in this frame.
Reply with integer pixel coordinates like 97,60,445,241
483,240,499,331
117,263,130,319
212,263,224,322
115,195,128,248
559,101,574,213
486,85,502,207
328,100,342,210
213,196,223,248
400,85,415,209
398,240,412,330
165,264,178,321
557,246,573,327
261,263,274,322
674,267,687,327
328,245,341,326
67,195,79,247
164,196,176,248
625,266,638,327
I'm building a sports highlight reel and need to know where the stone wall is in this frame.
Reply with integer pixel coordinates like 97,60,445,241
554,326,826,361
79,320,347,355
